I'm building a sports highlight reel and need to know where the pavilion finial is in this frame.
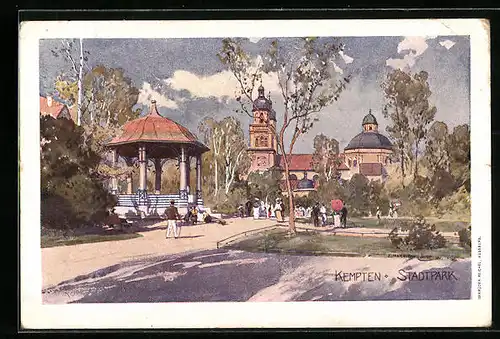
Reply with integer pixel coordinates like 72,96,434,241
149,99,161,117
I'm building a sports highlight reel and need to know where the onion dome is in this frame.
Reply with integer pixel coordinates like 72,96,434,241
297,178,315,190
252,85,276,121
362,109,378,126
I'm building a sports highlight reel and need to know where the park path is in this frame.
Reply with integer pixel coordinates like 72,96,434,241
42,217,278,288
42,217,460,289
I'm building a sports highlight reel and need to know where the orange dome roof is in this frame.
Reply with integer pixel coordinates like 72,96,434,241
108,101,204,146
107,101,209,159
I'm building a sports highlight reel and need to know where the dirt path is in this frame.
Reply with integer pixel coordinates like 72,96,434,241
42,218,460,289
42,217,278,288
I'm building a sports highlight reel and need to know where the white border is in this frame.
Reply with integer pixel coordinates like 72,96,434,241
20,19,491,329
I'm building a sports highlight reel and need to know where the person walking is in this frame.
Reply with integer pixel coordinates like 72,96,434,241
340,204,348,228
376,206,381,225
319,203,327,226
245,200,252,217
253,198,260,220
312,202,320,227
165,200,181,239
274,198,283,222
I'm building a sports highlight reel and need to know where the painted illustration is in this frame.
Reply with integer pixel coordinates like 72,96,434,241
38,33,474,305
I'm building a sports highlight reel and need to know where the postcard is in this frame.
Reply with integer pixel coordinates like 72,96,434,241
20,18,491,328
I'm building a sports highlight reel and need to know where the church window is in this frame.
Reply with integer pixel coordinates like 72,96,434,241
353,159,357,167
289,174,298,180
348,159,352,167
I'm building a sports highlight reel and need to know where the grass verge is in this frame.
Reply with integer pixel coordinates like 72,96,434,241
296,216,469,233
226,229,470,260
41,233,143,248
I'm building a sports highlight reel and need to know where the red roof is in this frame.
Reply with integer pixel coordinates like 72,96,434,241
278,154,314,171
108,101,205,147
359,163,383,176
40,96,68,119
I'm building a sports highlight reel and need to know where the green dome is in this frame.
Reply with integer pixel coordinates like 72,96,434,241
362,110,378,125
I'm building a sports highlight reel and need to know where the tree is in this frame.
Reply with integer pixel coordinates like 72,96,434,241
447,124,470,191
246,167,283,203
218,37,349,234
312,133,341,183
345,174,370,216
198,116,250,197
51,39,90,126
406,71,437,180
424,121,450,174
382,70,413,188
40,115,115,228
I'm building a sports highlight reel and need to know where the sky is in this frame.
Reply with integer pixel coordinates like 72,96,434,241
39,36,470,153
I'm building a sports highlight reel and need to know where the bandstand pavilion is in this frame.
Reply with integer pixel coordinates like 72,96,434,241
106,100,209,217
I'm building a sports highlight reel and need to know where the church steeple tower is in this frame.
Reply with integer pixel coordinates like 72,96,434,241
247,84,278,173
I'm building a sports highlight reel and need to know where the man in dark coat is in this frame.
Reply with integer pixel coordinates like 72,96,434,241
311,202,321,227
340,204,348,228
165,200,181,239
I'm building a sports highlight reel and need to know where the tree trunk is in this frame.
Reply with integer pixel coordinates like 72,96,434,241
400,146,405,189
282,153,296,234
214,159,219,197
414,139,420,180
77,38,84,126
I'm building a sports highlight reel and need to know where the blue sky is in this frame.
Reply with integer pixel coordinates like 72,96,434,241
39,36,470,153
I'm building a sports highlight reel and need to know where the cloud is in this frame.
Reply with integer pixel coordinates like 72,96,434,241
248,37,262,43
339,51,354,64
386,36,435,70
439,40,456,50
386,53,417,70
164,57,281,101
137,82,179,109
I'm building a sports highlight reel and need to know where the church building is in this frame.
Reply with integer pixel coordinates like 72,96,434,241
246,85,394,195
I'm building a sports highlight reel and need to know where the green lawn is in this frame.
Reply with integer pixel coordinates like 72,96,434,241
227,229,470,259
296,216,469,233
348,217,470,233
41,233,143,248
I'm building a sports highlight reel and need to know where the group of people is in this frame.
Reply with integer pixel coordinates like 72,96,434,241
163,201,214,239
237,197,286,222
309,202,348,228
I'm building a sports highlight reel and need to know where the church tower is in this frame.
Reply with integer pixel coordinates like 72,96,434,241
247,84,278,173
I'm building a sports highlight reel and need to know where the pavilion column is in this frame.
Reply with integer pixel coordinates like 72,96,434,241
186,156,191,195
127,175,133,194
195,154,202,201
138,145,148,201
111,148,118,194
179,146,188,200
154,158,162,195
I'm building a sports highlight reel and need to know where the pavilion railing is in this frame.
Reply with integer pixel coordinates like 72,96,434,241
115,193,204,209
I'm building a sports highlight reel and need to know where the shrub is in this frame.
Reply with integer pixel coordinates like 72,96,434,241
388,216,447,251
458,225,472,249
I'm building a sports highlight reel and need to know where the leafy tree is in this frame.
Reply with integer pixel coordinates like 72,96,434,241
218,37,350,234
345,174,370,216
382,70,415,188
447,124,470,191
406,71,437,180
198,116,250,196
424,121,450,174
40,115,115,228
246,166,283,203
312,133,341,183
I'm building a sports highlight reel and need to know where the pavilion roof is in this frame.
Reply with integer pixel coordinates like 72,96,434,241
107,101,209,153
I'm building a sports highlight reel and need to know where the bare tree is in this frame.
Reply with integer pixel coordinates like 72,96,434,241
51,39,90,126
